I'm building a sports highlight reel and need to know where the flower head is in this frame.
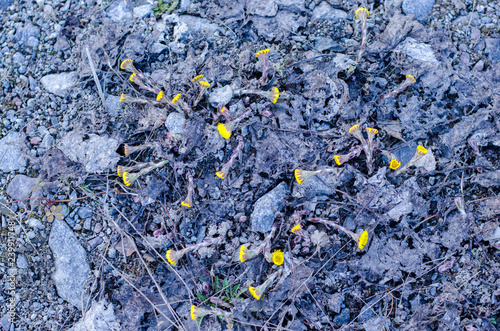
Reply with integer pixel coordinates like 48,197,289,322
217,122,232,140
355,7,369,19
416,145,427,156
270,86,279,104
171,93,181,104
349,124,360,135
156,91,164,101
166,249,179,265
240,245,249,262
198,81,211,88
291,224,302,233
272,250,284,266
120,59,133,70
181,200,192,208
216,170,226,179
294,169,305,184
117,165,124,177
255,48,270,57
389,158,401,170
406,74,416,84
129,73,137,82
366,127,378,135
190,305,210,320
122,172,135,186
249,286,262,300
192,74,204,82
120,93,127,103
334,155,343,166
358,230,369,249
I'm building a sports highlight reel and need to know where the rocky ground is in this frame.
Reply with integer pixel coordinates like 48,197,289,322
0,0,499,330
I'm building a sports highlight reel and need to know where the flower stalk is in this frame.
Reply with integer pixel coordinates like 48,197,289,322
120,59,161,94
255,48,274,86
355,8,369,63
117,162,149,178
309,218,369,249
294,168,338,185
124,143,154,157
234,86,280,104
394,145,427,175
239,226,277,263
122,159,169,186
166,237,222,265
120,93,162,106
334,145,362,166
216,136,244,179
181,172,195,208
348,124,378,174
379,74,416,101
194,79,211,107
248,269,281,300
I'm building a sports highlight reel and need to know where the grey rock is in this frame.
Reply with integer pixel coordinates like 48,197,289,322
15,22,40,47
54,36,71,52
17,254,28,269
165,112,186,135
0,132,26,172
402,0,435,20
328,293,344,313
40,71,79,97
88,236,103,249
173,15,223,43
292,169,342,199
27,36,39,48
484,38,500,62
334,308,350,325
40,134,55,149
208,85,234,107
7,175,36,200
314,37,346,52
32,302,42,311
105,95,123,117
12,52,25,65
78,206,93,219
49,219,90,308
69,299,121,331
275,0,306,13
106,0,134,22
58,131,121,173
247,0,278,17
83,219,91,230
133,3,152,18
393,37,438,63
251,182,289,233
0,0,13,10
358,303,376,322
27,217,43,229
311,2,347,21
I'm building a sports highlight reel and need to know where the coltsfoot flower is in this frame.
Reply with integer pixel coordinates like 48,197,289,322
272,250,284,266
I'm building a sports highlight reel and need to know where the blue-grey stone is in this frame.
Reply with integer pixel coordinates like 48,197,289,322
251,182,289,233
0,132,26,172
208,85,234,108
334,308,350,325
49,219,90,308
402,0,435,20
17,254,28,269
105,95,123,117
15,22,40,47
165,112,186,135
106,0,134,23
6,175,36,200
0,0,13,10
78,206,93,219
311,2,347,21
12,52,25,65
40,71,79,97
484,38,500,62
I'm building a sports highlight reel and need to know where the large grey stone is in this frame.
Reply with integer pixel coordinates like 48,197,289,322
70,299,121,331
0,0,13,10
311,2,347,21
0,132,25,172
208,85,233,108
247,0,278,17
6,175,36,200
14,22,40,47
58,131,121,173
484,38,500,62
251,182,289,233
49,219,90,308
40,72,79,97
165,112,186,135
402,0,435,20
106,0,134,22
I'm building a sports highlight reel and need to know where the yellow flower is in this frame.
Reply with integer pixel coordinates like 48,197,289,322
181,200,192,208
192,74,204,82
416,145,427,155
117,165,124,178
248,286,262,300
334,155,343,166
171,93,181,104
272,250,284,266
129,73,137,82
124,144,130,156
216,171,226,179
156,91,164,101
294,169,304,184
198,80,211,88
217,122,232,139
239,245,248,262
190,305,197,320
406,74,416,84
355,7,369,19
291,224,302,233
366,127,378,135
389,158,401,170
255,48,270,57
122,172,133,186
270,86,279,103
120,59,133,70
358,230,369,249
166,249,178,265
349,124,360,134
120,93,126,103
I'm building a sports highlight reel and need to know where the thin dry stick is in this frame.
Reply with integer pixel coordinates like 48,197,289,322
86,47,107,112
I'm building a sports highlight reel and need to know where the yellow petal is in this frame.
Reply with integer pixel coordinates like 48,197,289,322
358,230,369,249
272,250,284,266
294,169,304,184
389,158,401,170
217,123,231,139
249,286,261,300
